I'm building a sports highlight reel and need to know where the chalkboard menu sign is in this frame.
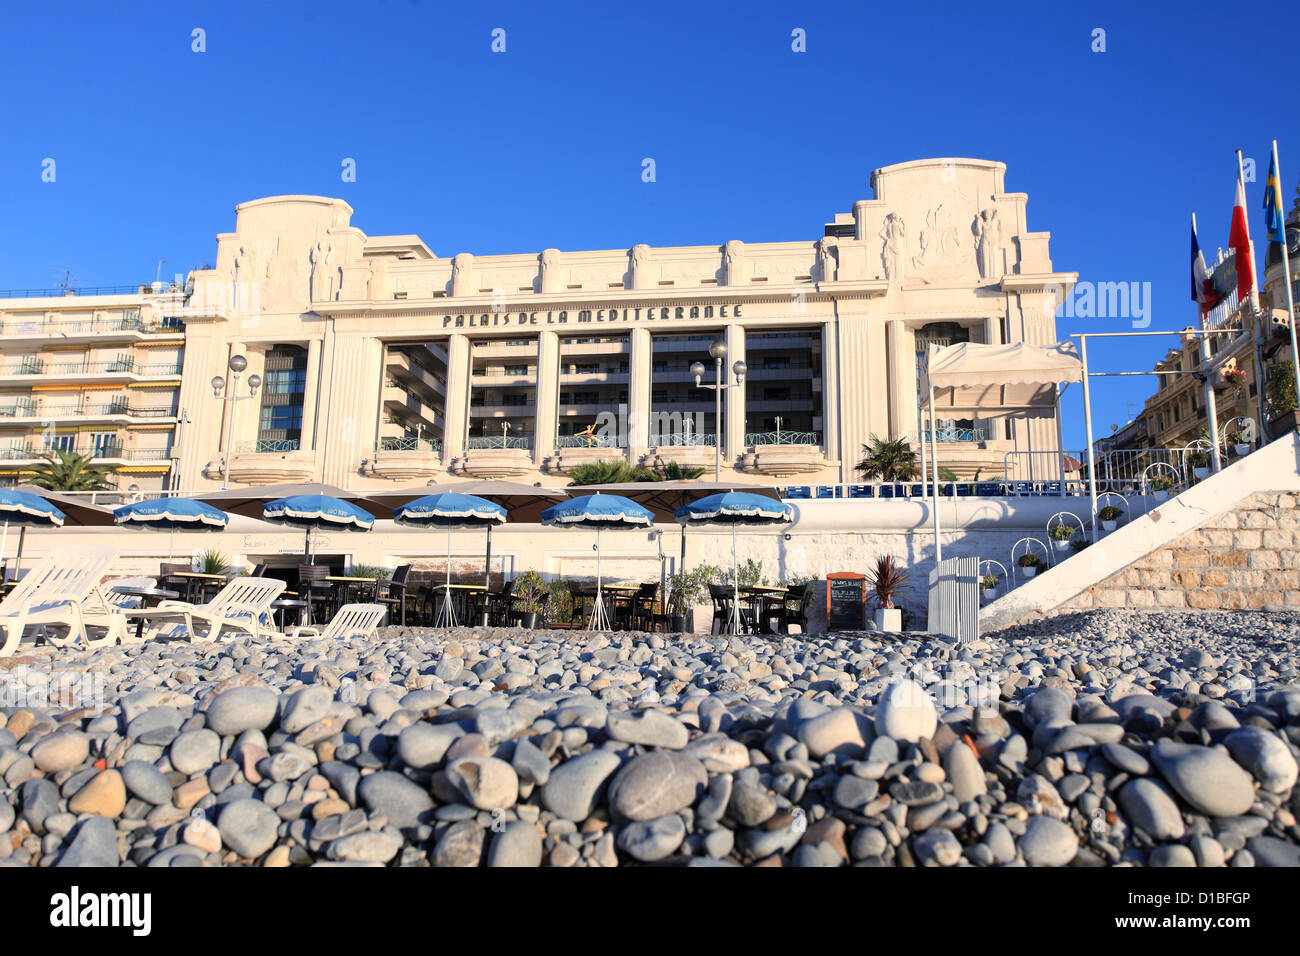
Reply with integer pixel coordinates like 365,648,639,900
826,572,868,631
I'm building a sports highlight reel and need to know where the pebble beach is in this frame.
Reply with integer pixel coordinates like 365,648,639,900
2,607,1299,867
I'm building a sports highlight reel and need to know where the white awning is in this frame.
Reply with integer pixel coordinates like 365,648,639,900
922,340,1083,398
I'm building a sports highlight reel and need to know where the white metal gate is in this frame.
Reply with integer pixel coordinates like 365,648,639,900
928,555,979,643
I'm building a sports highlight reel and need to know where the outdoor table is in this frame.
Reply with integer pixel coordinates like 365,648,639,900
740,585,787,634
570,584,639,630
270,598,307,630
173,571,229,603
112,585,179,640
326,575,378,606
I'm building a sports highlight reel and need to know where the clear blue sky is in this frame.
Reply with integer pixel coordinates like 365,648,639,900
1,0,1296,447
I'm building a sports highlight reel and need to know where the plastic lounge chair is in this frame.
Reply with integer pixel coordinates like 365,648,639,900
0,546,126,656
103,577,157,609
288,603,387,640
126,576,286,642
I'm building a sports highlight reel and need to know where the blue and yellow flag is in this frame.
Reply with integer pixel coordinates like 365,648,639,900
1264,149,1286,242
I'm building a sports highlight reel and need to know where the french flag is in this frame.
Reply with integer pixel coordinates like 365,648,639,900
1191,215,1222,313
1229,164,1256,302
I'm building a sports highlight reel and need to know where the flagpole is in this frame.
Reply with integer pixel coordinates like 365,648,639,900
1193,212,1224,473
1272,140,1300,413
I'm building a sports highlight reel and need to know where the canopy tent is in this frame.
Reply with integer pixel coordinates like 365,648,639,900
921,341,1085,560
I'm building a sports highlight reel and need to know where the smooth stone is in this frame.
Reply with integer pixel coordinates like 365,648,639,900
488,820,544,867
169,729,221,776
357,771,434,829
204,687,278,736
541,750,622,822
31,732,90,773
397,722,463,770
68,770,126,817
728,781,777,826
798,707,868,758
327,829,403,863
1118,778,1186,841
1247,835,1300,867
606,709,689,749
445,756,519,811
121,760,174,806
217,798,280,859
1018,816,1079,866
913,827,962,866
1101,742,1149,776
943,740,986,802
1149,741,1256,817
617,813,686,862
876,681,937,744
1023,686,1073,729
55,817,119,867
433,819,484,867
281,686,333,735
510,737,551,787
609,751,707,822
1223,727,1299,793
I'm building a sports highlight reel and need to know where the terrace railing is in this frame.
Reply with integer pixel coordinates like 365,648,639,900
465,435,532,450
746,430,821,446
235,439,302,453
376,436,442,453
555,434,623,448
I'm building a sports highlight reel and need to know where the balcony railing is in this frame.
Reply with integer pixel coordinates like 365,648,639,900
746,430,821,446
921,427,987,443
0,285,147,299
0,442,166,462
650,434,717,447
235,439,302,453
0,402,175,419
555,434,623,449
46,358,136,375
377,436,442,454
466,436,532,450
0,312,145,336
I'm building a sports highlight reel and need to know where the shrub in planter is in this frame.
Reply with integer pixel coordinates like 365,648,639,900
1228,430,1252,457
868,555,910,631
511,570,547,629
1017,554,1042,578
1098,505,1123,531
980,573,998,601
1188,450,1210,480
1150,476,1174,499
1048,525,1075,551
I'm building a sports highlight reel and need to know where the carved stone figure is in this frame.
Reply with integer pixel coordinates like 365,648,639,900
309,240,335,301
879,213,906,282
629,244,650,290
911,204,973,280
975,208,1003,279
451,252,474,298
540,248,561,293
723,240,746,285
816,236,837,282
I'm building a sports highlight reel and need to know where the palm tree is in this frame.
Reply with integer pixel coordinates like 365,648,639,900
568,460,651,486
855,436,919,481
28,450,114,491
652,461,706,481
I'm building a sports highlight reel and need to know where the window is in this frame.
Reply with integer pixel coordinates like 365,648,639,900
44,433,75,452
764,387,791,401
652,360,668,372
257,346,307,446
763,357,791,369
89,432,117,457
504,365,528,375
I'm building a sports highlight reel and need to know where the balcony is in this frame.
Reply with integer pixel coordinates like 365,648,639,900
222,438,313,484
0,399,178,423
366,436,444,482
746,430,821,446
0,310,184,346
0,442,173,466
0,357,183,384
453,435,534,479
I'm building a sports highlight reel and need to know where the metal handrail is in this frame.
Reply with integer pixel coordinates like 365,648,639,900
921,426,987,442
555,434,623,448
746,430,821,446
649,434,716,447
235,439,302,453
465,436,532,450
376,436,442,453
0,285,149,299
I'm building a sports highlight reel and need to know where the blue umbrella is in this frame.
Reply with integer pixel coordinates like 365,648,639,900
0,490,66,582
394,493,506,627
263,494,375,561
542,493,654,630
114,497,229,561
675,492,793,634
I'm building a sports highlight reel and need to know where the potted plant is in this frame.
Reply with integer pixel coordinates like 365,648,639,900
664,579,689,633
199,549,231,575
1150,475,1174,501
1188,449,1210,480
1018,554,1042,578
1048,524,1075,551
1098,504,1124,532
511,570,547,629
668,564,718,633
868,555,910,632
1227,429,1252,457
980,573,998,602
1266,360,1299,433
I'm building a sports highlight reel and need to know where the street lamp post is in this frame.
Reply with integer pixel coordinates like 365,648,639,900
691,340,746,481
211,354,262,489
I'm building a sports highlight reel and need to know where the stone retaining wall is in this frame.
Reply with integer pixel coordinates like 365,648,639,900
1056,491,1300,613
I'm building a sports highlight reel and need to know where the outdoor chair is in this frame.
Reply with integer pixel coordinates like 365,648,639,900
632,582,658,631
0,546,126,656
297,564,333,624
376,564,412,626
708,584,754,635
124,576,286,643
103,577,158,609
159,561,197,602
288,603,387,641
768,582,815,635
486,579,517,627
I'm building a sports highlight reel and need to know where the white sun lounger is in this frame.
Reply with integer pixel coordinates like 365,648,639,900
288,603,387,641
0,546,126,656
126,576,286,643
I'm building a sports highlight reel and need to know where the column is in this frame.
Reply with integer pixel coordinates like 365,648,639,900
724,323,746,463
887,320,910,439
820,320,839,461
442,333,470,463
300,338,323,451
319,331,378,487
627,327,651,460
984,316,1002,346
174,323,221,489
836,317,874,483
533,330,559,463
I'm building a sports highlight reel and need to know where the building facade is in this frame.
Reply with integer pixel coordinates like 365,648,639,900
0,284,187,490
2,158,1078,493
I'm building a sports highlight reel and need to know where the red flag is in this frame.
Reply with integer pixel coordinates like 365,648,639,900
1229,166,1256,301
